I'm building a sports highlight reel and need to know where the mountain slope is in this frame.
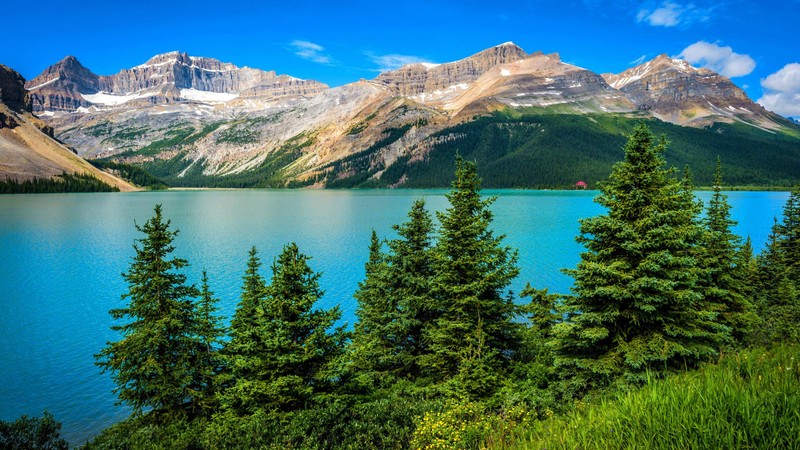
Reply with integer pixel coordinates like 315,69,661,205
0,64,135,190
602,54,788,130
23,44,800,189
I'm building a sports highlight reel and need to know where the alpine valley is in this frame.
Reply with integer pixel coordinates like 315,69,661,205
14,42,800,188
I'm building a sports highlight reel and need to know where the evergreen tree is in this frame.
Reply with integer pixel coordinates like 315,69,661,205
754,189,800,344
422,157,521,397
385,199,436,379
553,123,724,391
259,243,348,410
219,247,269,414
350,231,395,387
96,204,203,415
192,270,224,413
700,158,756,346
351,201,436,387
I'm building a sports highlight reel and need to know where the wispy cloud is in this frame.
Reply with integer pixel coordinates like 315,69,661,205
629,54,648,66
758,63,800,117
290,40,332,64
366,52,435,72
677,41,755,78
636,1,713,27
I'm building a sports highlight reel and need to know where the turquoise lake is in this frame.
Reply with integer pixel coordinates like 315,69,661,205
0,189,790,444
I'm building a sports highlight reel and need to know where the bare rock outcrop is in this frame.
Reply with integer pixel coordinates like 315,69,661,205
602,54,779,127
375,42,528,96
27,52,329,114
0,64,31,112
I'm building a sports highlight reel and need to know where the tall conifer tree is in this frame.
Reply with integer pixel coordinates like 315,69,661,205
700,158,756,346
193,270,224,413
219,247,269,414
351,201,436,387
553,123,723,390
422,157,520,397
259,243,348,410
96,205,203,415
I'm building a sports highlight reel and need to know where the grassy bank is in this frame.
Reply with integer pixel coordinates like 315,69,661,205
501,345,800,449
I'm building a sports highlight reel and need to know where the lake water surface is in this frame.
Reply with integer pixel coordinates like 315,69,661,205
0,189,789,444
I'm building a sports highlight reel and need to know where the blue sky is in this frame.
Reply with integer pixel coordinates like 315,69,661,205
3,0,798,116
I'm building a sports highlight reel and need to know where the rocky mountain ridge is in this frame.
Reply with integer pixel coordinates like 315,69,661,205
16,43,799,188
602,54,783,129
0,64,134,189
26,52,328,114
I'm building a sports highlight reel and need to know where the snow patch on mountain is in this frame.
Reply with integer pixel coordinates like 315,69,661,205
179,89,239,103
81,91,153,105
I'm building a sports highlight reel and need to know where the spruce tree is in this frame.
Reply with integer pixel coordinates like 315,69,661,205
754,189,800,343
700,158,756,346
385,199,436,379
193,270,224,413
351,201,436,387
219,247,269,414
259,243,348,410
553,123,723,390
96,204,202,415
422,157,520,397
350,231,396,387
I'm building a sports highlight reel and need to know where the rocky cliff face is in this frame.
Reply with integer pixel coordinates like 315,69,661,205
26,52,329,114
602,54,779,128
375,42,528,96
0,65,134,188
0,64,31,113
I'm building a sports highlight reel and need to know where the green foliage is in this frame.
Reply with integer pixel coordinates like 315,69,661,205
411,401,529,450
81,414,206,450
350,201,436,388
0,172,118,194
699,158,758,346
95,204,207,415
0,411,68,450
193,271,225,414
422,157,521,398
88,160,168,189
517,345,800,450
753,187,800,344
553,123,724,392
379,111,800,189
220,244,347,415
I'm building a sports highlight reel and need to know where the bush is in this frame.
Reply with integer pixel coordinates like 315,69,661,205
0,411,68,450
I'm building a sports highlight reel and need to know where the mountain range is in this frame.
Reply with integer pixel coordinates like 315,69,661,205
0,64,134,189
10,42,800,188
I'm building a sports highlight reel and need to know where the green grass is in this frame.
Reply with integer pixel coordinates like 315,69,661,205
509,345,800,449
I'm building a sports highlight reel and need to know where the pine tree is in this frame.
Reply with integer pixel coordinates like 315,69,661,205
700,158,756,346
422,157,521,397
192,270,224,413
96,204,202,415
219,247,269,414
259,243,348,410
553,123,724,390
350,230,396,387
754,189,800,343
351,201,436,387
385,199,436,378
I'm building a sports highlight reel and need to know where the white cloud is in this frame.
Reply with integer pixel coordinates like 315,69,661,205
761,63,800,93
629,54,648,66
290,40,331,64
636,1,712,27
677,41,755,78
367,53,435,72
757,63,800,117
